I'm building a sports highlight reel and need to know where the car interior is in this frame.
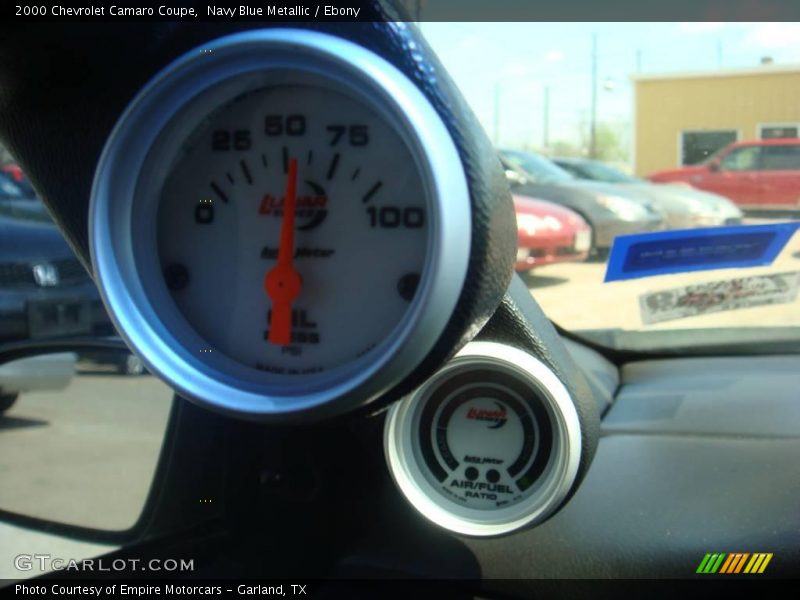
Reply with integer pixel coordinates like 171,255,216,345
0,5,799,594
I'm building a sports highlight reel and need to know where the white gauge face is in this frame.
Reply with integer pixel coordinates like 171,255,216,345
91,30,470,418
385,342,582,536
157,84,428,375
412,368,553,511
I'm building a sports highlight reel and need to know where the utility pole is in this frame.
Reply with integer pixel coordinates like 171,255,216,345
493,82,501,145
542,85,550,151
589,33,598,158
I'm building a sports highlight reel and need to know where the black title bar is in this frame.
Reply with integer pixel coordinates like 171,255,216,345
4,0,800,23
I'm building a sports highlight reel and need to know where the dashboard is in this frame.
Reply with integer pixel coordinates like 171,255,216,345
85,28,597,537
54,327,797,584
0,14,798,588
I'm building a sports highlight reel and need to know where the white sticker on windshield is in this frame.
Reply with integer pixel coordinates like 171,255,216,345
639,271,800,325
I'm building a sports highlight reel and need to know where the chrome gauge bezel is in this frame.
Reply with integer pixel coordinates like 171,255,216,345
384,341,582,537
89,29,471,420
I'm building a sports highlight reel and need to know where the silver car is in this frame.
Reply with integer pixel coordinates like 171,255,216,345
553,157,743,229
500,150,666,252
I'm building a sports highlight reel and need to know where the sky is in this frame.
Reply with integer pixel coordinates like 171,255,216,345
420,22,800,156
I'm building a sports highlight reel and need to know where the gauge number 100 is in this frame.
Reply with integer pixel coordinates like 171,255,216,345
366,206,425,229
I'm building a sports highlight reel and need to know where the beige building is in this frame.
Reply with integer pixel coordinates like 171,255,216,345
632,64,800,177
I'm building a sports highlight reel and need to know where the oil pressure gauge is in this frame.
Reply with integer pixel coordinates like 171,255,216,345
385,341,582,536
90,29,470,419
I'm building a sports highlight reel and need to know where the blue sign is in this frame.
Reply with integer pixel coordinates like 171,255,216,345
604,222,800,282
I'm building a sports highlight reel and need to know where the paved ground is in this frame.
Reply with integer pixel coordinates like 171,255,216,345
0,372,173,579
526,220,800,332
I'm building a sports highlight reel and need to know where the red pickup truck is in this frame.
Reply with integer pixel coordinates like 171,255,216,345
648,138,800,210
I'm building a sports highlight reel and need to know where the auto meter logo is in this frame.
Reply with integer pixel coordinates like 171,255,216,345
466,401,508,429
258,179,328,230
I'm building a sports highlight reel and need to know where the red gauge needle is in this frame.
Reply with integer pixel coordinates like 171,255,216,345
265,157,302,345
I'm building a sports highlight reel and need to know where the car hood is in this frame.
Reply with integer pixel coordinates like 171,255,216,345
623,183,742,216
0,215,75,260
512,181,656,221
0,198,55,222
511,182,603,215
650,165,707,178
561,179,666,218
564,180,655,205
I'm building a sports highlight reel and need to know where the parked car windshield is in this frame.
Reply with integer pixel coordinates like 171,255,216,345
501,149,574,183
571,161,641,183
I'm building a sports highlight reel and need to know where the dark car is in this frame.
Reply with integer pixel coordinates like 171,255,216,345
0,210,114,346
0,170,51,221
0,170,31,199
499,150,665,253
0,168,143,377
1,163,36,197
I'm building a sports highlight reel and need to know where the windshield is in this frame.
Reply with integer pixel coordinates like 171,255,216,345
500,149,575,183
425,22,800,351
1,21,799,361
569,160,641,183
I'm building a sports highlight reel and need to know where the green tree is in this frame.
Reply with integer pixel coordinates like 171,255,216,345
593,122,628,162
579,120,629,162
546,140,582,158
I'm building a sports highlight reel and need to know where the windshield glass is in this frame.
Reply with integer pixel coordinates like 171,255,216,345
425,22,800,351
501,149,575,183
574,161,641,183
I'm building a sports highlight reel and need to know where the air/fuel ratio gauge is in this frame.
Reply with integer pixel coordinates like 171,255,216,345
90,30,470,419
385,341,582,536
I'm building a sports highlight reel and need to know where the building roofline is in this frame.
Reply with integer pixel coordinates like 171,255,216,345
631,63,800,82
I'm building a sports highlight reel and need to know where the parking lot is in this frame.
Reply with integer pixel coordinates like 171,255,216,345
526,221,800,332
0,373,173,579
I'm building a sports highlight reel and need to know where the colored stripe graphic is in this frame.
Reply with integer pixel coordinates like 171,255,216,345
697,553,726,574
719,553,735,573
696,554,712,573
734,553,749,573
698,552,773,574
744,553,773,574
720,553,749,573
